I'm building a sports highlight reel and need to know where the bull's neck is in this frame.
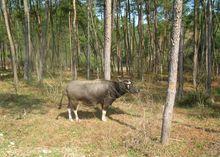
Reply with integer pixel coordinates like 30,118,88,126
113,82,127,98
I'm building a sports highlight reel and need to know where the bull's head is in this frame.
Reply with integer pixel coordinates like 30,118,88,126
120,80,140,94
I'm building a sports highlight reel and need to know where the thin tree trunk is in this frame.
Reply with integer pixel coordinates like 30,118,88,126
193,0,199,89
86,0,91,80
91,1,100,78
116,0,122,76
153,0,160,74
49,1,57,73
137,2,144,80
146,0,154,73
104,0,112,80
161,0,183,145
2,0,18,91
206,0,212,96
23,0,32,81
123,14,129,74
72,0,77,80
38,0,49,83
69,11,72,72
178,24,184,99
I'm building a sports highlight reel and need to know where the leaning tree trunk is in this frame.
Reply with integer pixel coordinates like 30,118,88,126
161,0,183,145
2,0,18,91
23,0,32,81
104,0,112,80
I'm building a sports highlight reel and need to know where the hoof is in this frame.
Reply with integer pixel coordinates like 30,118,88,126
102,118,107,122
69,119,74,122
76,118,80,122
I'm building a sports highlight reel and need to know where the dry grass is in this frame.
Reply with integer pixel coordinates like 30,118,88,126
0,73,220,156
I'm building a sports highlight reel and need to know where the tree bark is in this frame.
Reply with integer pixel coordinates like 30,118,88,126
178,24,184,99
104,0,112,80
38,0,49,83
116,0,122,76
161,0,183,145
137,2,144,81
69,10,72,71
72,0,77,80
2,0,19,91
206,0,212,96
86,0,91,80
153,0,160,75
23,0,32,81
193,0,199,89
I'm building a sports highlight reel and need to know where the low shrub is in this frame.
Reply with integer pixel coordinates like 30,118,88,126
176,91,213,108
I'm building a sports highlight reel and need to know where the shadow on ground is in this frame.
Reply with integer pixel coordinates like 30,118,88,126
0,93,45,114
56,106,138,130
173,120,220,133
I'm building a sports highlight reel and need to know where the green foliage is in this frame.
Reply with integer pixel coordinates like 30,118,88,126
176,91,213,108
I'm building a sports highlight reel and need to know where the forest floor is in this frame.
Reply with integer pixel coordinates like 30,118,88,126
0,71,220,157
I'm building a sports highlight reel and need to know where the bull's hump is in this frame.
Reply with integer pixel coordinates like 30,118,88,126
67,80,113,92
71,80,110,84
69,80,112,86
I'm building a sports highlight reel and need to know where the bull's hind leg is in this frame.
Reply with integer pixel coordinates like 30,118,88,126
73,103,79,122
67,97,73,121
68,97,79,122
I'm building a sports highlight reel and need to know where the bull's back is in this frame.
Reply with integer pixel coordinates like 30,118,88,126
66,80,111,103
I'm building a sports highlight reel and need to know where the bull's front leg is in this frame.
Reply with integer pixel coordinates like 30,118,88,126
102,109,107,122
67,108,73,122
102,98,114,121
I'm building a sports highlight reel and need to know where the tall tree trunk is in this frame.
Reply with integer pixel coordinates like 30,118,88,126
69,11,72,72
38,0,49,83
2,0,18,91
116,0,122,76
49,1,57,73
127,0,132,74
23,0,32,81
104,0,112,80
87,0,91,80
153,0,160,75
137,2,144,81
193,0,199,89
91,0,100,78
146,0,153,73
123,14,129,74
72,0,77,80
206,0,212,96
178,24,184,99
161,0,183,145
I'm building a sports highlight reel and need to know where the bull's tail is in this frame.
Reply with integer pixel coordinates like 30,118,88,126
58,90,66,109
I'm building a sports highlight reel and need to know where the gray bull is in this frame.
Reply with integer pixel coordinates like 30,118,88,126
58,80,139,121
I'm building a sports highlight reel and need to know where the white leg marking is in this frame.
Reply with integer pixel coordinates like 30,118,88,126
74,110,79,121
68,108,73,121
102,110,107,122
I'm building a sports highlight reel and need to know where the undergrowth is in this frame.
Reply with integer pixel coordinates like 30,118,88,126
176,91,213,108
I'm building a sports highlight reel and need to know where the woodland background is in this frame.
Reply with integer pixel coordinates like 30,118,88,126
0,0,220,156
